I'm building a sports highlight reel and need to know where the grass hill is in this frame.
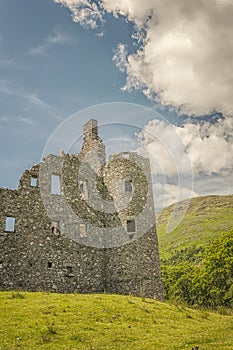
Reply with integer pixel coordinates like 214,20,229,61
0,291,233,350
156,194,233,308
156,194,233,262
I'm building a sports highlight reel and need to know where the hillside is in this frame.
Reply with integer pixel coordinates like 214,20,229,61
156,194,233,261
0,292,232,350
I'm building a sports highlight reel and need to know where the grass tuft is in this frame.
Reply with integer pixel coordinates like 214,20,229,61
9,291,25,299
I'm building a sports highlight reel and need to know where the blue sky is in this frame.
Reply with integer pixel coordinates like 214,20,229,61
0,0,151,188
0,0,232,209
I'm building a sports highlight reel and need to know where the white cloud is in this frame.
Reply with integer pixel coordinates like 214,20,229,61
0,59,12,65
0,80,13,95
104,0,233,116
28,30,74,56
145,116,232,210
95,31,105,37
112,44,128,73
176,118,233,174
26,94,51,110
54,0,104,29
154,182,198,210
0,80,61,119
140,117,233,176
193,172,233,197
55,0,233,116
23,93,62,120
0,116,8,123
102,0,155,27
0,35,13,66
18,117,34,125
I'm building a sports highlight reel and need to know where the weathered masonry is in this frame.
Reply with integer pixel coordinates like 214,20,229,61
0,119,164,299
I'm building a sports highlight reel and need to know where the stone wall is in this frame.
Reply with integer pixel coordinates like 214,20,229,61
0,119,164,300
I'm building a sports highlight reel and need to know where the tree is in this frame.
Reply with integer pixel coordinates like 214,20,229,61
161,230,233,308
192,230,233,307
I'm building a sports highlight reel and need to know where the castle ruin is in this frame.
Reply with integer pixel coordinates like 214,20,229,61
0,120,164,299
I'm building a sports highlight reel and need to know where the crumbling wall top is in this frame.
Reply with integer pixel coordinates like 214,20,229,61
83,119,98,140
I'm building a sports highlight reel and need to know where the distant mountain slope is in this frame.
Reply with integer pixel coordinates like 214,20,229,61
156,194,233,261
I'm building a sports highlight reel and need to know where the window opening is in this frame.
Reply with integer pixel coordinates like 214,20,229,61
79,180,88,199
125,180,133,192
67,266,73,273
5,217,15,232
51,175,61,194
80,223,87,237
48,262,52,269
123,153,129,159
51,221,60,235
30,177,38,187
127,219,136,233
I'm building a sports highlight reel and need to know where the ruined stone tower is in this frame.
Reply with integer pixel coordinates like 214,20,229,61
0,120,164,300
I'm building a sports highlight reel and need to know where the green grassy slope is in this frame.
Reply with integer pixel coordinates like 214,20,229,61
0,292,232,350
156,194,233,261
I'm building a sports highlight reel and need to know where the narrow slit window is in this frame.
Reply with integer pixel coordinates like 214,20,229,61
5,216,15,232
30,176,38,187
79,180,88,199
51,175,61,195
67,266,73,273
125,180,133,192
48,262,52,269
80,223,87,238
51,221,60,235
127,219,136,233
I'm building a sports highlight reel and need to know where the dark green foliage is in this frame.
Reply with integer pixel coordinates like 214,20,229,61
192,230,233,308
162,262,197,303
161,230,233,308
161,246,205,265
